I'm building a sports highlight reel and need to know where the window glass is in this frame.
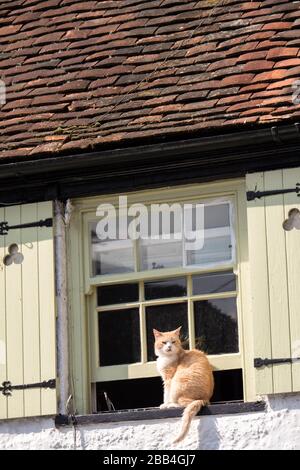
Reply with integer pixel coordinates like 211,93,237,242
194,298,238,354
139,204,183,270
193,271,236,295
91,222,134,276
97,283,139,306
90,200,234,275
140,238,183,270
144,278,187,300
98,308,140,366
145,303,188,361
186,203,233,267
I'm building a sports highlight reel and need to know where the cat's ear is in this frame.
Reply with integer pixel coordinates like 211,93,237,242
174,326,182,337
153,328,162,338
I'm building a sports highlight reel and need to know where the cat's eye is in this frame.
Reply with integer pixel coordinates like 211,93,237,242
162,341,167,344
171,341,176,344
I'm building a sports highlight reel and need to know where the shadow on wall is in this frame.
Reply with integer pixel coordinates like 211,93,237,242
197,416,220,450
266,393,300,412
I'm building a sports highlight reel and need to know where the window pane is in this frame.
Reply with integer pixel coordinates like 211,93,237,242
91,222,134,276
194,298,238,355
186,203,233,267
140,204,183,271
145,303,188,362
140,239,183,271
205,203,230,229
144,278,187,300
193,271,236,295
98,308,140,366
97,283,139,306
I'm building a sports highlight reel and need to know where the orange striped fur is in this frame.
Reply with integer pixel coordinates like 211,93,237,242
153,326,214,443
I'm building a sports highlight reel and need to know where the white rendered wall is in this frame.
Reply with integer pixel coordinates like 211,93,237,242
0,394,299,450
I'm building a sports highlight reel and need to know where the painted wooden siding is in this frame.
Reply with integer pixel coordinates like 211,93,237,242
0,202,56,419
247,169,300,395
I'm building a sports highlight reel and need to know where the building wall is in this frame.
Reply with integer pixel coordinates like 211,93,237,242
0,394,299,450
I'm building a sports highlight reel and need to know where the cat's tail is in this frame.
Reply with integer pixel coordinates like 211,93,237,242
173,400,204,444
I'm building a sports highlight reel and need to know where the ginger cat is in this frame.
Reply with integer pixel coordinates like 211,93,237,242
153,326,214,444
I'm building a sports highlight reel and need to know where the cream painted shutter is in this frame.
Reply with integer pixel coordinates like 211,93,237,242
247,169,300,395
0,201,56,419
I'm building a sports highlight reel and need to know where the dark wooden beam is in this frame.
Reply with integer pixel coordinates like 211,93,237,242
55,401,266,427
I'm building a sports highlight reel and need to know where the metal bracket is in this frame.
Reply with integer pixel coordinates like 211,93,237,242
0,218,53,236
254,357,300,368
247,184,300,202
0,379,56,396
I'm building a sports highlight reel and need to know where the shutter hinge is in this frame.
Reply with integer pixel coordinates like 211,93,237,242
0,379,56,396
247,184,300,202
254,357,300,368
0,218,53,236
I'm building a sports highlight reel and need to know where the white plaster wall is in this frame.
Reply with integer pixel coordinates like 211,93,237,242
0,394,300,450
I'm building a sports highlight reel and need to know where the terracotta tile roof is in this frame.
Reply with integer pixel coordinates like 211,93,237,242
0,0,300,160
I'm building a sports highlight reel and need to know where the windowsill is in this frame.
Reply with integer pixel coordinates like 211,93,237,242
55,401,266,427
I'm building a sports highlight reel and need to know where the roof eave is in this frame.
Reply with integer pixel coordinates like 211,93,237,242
0,122,300,206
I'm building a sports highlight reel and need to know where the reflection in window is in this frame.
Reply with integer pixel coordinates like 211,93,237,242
98,308,140,366
144,278,187,300
140,239,183,271
194,298,238,355
140,204,183,271
90,200,234,275
186,203,233,267
145,303,188,362
205,203,230,229
91,222,134,276
193,271,236,295
97,283,139,306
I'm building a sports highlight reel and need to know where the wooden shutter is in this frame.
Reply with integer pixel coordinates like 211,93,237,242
247,169,300,395
0,201,56,419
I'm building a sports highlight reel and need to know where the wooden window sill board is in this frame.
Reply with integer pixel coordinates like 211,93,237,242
55,401,266,427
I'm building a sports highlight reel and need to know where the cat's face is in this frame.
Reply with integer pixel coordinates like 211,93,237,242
153,327,182,357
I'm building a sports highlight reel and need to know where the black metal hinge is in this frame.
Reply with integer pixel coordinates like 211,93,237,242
247,184,300,202
0,379,56,396
0,218,53,236
254,357,300,368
